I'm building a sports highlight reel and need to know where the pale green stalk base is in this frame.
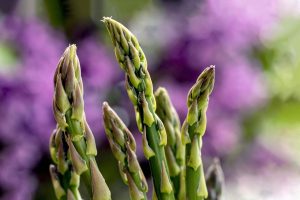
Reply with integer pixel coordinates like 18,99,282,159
185,126,206,200
146,125,174,200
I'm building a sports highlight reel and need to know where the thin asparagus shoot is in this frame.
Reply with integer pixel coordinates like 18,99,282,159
181,66,215,200
103,102,148,200
154,87,186,200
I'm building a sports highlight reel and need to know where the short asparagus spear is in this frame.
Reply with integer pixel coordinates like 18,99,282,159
103,102,148,200
205,158,224,200
154,87,186,199
102,17,174,200
52,45,111,200
181,66,215,200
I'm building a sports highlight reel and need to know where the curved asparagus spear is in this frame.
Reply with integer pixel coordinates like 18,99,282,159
102,17,174,200
154,87,186,199
205,158,224,200
103,102,148,200
52,45,111,200
49,127,82,200
181,66,215,200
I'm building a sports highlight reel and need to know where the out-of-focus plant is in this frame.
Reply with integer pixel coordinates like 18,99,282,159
258,17,300,101
251,15,300,166
49,17,225,200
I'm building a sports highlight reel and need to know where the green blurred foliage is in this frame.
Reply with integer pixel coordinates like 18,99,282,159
251,16,300,164
0,42,19,74
42,0,153,40
99,0,152,21
259,17,300,101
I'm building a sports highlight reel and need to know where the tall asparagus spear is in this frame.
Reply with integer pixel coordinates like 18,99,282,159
205,158,224,200
154,87,186,199
103,102,148,200
52,45,111,200
102,17,174,200
181,66,215,200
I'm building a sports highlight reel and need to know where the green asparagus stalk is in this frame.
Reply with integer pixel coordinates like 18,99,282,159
52,45,111,200
102,17,174,200
49,127,82,200
103,102,148,200
154,87,186,199
181,66,215,200
205,158,224,200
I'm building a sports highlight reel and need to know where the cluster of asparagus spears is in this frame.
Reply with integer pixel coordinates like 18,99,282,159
49,17,224,200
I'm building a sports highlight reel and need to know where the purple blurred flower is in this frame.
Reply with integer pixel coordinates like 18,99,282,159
0,173,36,200
78,37,116,90
214,60,267,112
0,136,38,200
0,16,66,144
0,16,65,199
188,0,278,55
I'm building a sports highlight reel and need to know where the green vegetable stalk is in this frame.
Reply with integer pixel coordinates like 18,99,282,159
206,158,224,200
102,17,175,200
103,102,148,200
51,45,111,200
154,87,186,199
181,66,215,200
49,16,223,200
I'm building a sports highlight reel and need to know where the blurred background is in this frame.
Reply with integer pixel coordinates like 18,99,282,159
0,0,300,199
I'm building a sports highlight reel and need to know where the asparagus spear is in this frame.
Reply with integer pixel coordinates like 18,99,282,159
103,102,148,200
181,66,215,200
205,158,224,200
52,45,111,200
154,87,186,199
102,17,174,200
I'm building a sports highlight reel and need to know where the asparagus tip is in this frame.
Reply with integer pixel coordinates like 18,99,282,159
101,16,112,23
187,65,215,107
62,44,77,62
102,101,109,110
213,157,220,165
205,157,224,199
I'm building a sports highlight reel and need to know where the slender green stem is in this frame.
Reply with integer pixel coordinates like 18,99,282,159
154,87,185,199
181,66,215,200
102,17,175,200
146,125,166,200
103,102,148,200
185,125,206,200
